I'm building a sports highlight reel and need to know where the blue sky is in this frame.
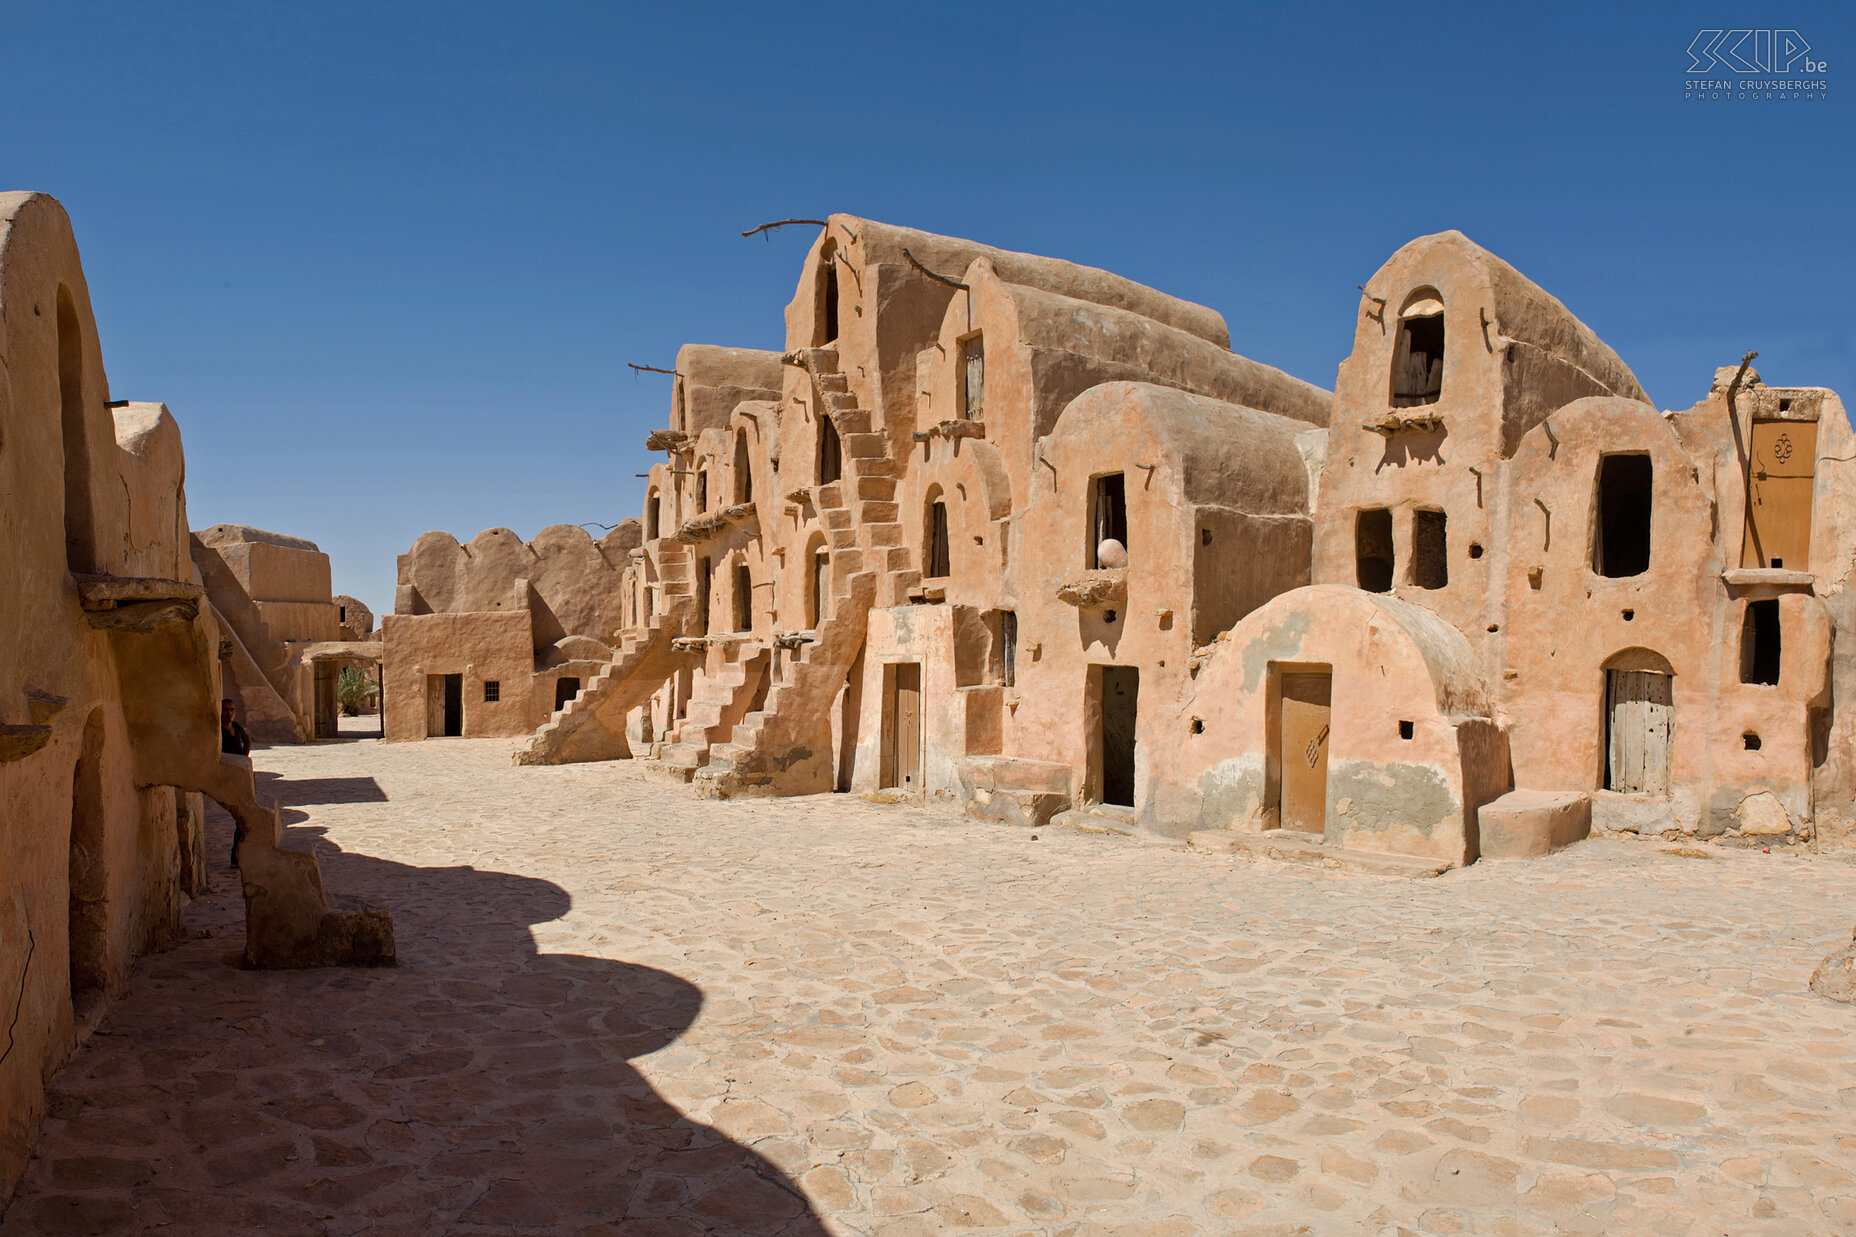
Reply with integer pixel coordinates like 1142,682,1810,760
4,2,1850,614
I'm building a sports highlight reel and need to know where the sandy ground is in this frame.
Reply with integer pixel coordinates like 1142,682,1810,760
6,734,1856,1235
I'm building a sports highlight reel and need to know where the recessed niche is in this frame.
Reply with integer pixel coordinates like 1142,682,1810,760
1399,720,1414,740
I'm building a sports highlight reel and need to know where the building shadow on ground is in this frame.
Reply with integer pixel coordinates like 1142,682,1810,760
2,774,829,1236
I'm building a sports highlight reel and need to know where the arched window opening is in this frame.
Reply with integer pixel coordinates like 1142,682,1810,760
809,544,831,628
696,556,712,637
733,430,753,505
818,415,842,485
696,469,708,513
734,561,754,633
926,499,951,579
960,334,985,420
1090,474,1128,568
645,489,661,540
1595,454,1653,577
1391,289,1444,408
58,287,96,573
816,241,840,346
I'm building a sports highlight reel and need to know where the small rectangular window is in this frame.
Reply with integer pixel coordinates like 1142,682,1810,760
338,605,346,622
1411,509,1448,590
1001,610,1017,688
960,334,985,420
483,680,500,703
1742,599,1781,685
928,502,951,578
1595,454,1653,578
1091,474,1128,567
1356,508,1394,592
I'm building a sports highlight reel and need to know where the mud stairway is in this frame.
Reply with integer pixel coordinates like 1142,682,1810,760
513,544,696,766
683,347,907,797
643,647,770,782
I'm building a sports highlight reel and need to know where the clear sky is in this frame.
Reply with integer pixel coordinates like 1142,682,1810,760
4,2,1850,615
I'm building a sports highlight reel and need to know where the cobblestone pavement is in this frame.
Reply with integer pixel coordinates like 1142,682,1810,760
7,734,1856,1236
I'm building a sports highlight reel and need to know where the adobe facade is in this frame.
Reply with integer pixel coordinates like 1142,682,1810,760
512,216,1856,871
194,523,378,742
381,520,645,741
0,193,392,1201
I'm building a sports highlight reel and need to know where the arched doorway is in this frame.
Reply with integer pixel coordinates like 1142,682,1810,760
68,710,107,1006
58,286,96,574
1602,648,1674,795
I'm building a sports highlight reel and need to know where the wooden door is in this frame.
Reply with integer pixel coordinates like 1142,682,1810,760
1742,420,1817,569
1606,670,1672,794
313,662,338,738
1100,666,1139,807
426,675,447,738
885,664,922,790
1279,673,1332,832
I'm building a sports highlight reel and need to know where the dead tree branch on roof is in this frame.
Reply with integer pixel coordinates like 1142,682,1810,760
627,363,680,376
742,219,827,239
904,248,968,290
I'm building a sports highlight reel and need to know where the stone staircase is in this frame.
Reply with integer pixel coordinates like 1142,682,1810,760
789,347,919,606
512,544,696,766
643,647,771,782
694,568,878,798
682,346,913,798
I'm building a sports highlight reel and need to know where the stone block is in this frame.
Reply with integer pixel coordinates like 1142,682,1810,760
1478,790,1590,860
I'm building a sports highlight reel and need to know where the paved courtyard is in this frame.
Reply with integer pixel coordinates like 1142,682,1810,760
7,734,1856,1236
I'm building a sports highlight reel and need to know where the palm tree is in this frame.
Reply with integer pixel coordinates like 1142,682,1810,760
336,666,377,716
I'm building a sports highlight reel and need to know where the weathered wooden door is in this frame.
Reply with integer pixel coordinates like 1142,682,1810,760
313,662,338,738
884,663,922,790
1742,420,1817,569
426,675,446,738
1606,670,1672,794
1279,673,1332,832
1100,667,1139,807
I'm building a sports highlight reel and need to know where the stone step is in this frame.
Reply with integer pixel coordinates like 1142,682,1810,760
842,432,888,459
1187,830,1453,878
857,500,899,524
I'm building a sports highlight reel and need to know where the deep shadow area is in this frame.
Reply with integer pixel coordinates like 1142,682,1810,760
2,786,828,1235
253,771,389,805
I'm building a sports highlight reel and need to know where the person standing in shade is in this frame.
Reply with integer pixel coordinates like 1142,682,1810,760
220,698,250,866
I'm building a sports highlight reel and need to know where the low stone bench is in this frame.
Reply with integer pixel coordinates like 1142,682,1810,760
1478,789,1591,860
